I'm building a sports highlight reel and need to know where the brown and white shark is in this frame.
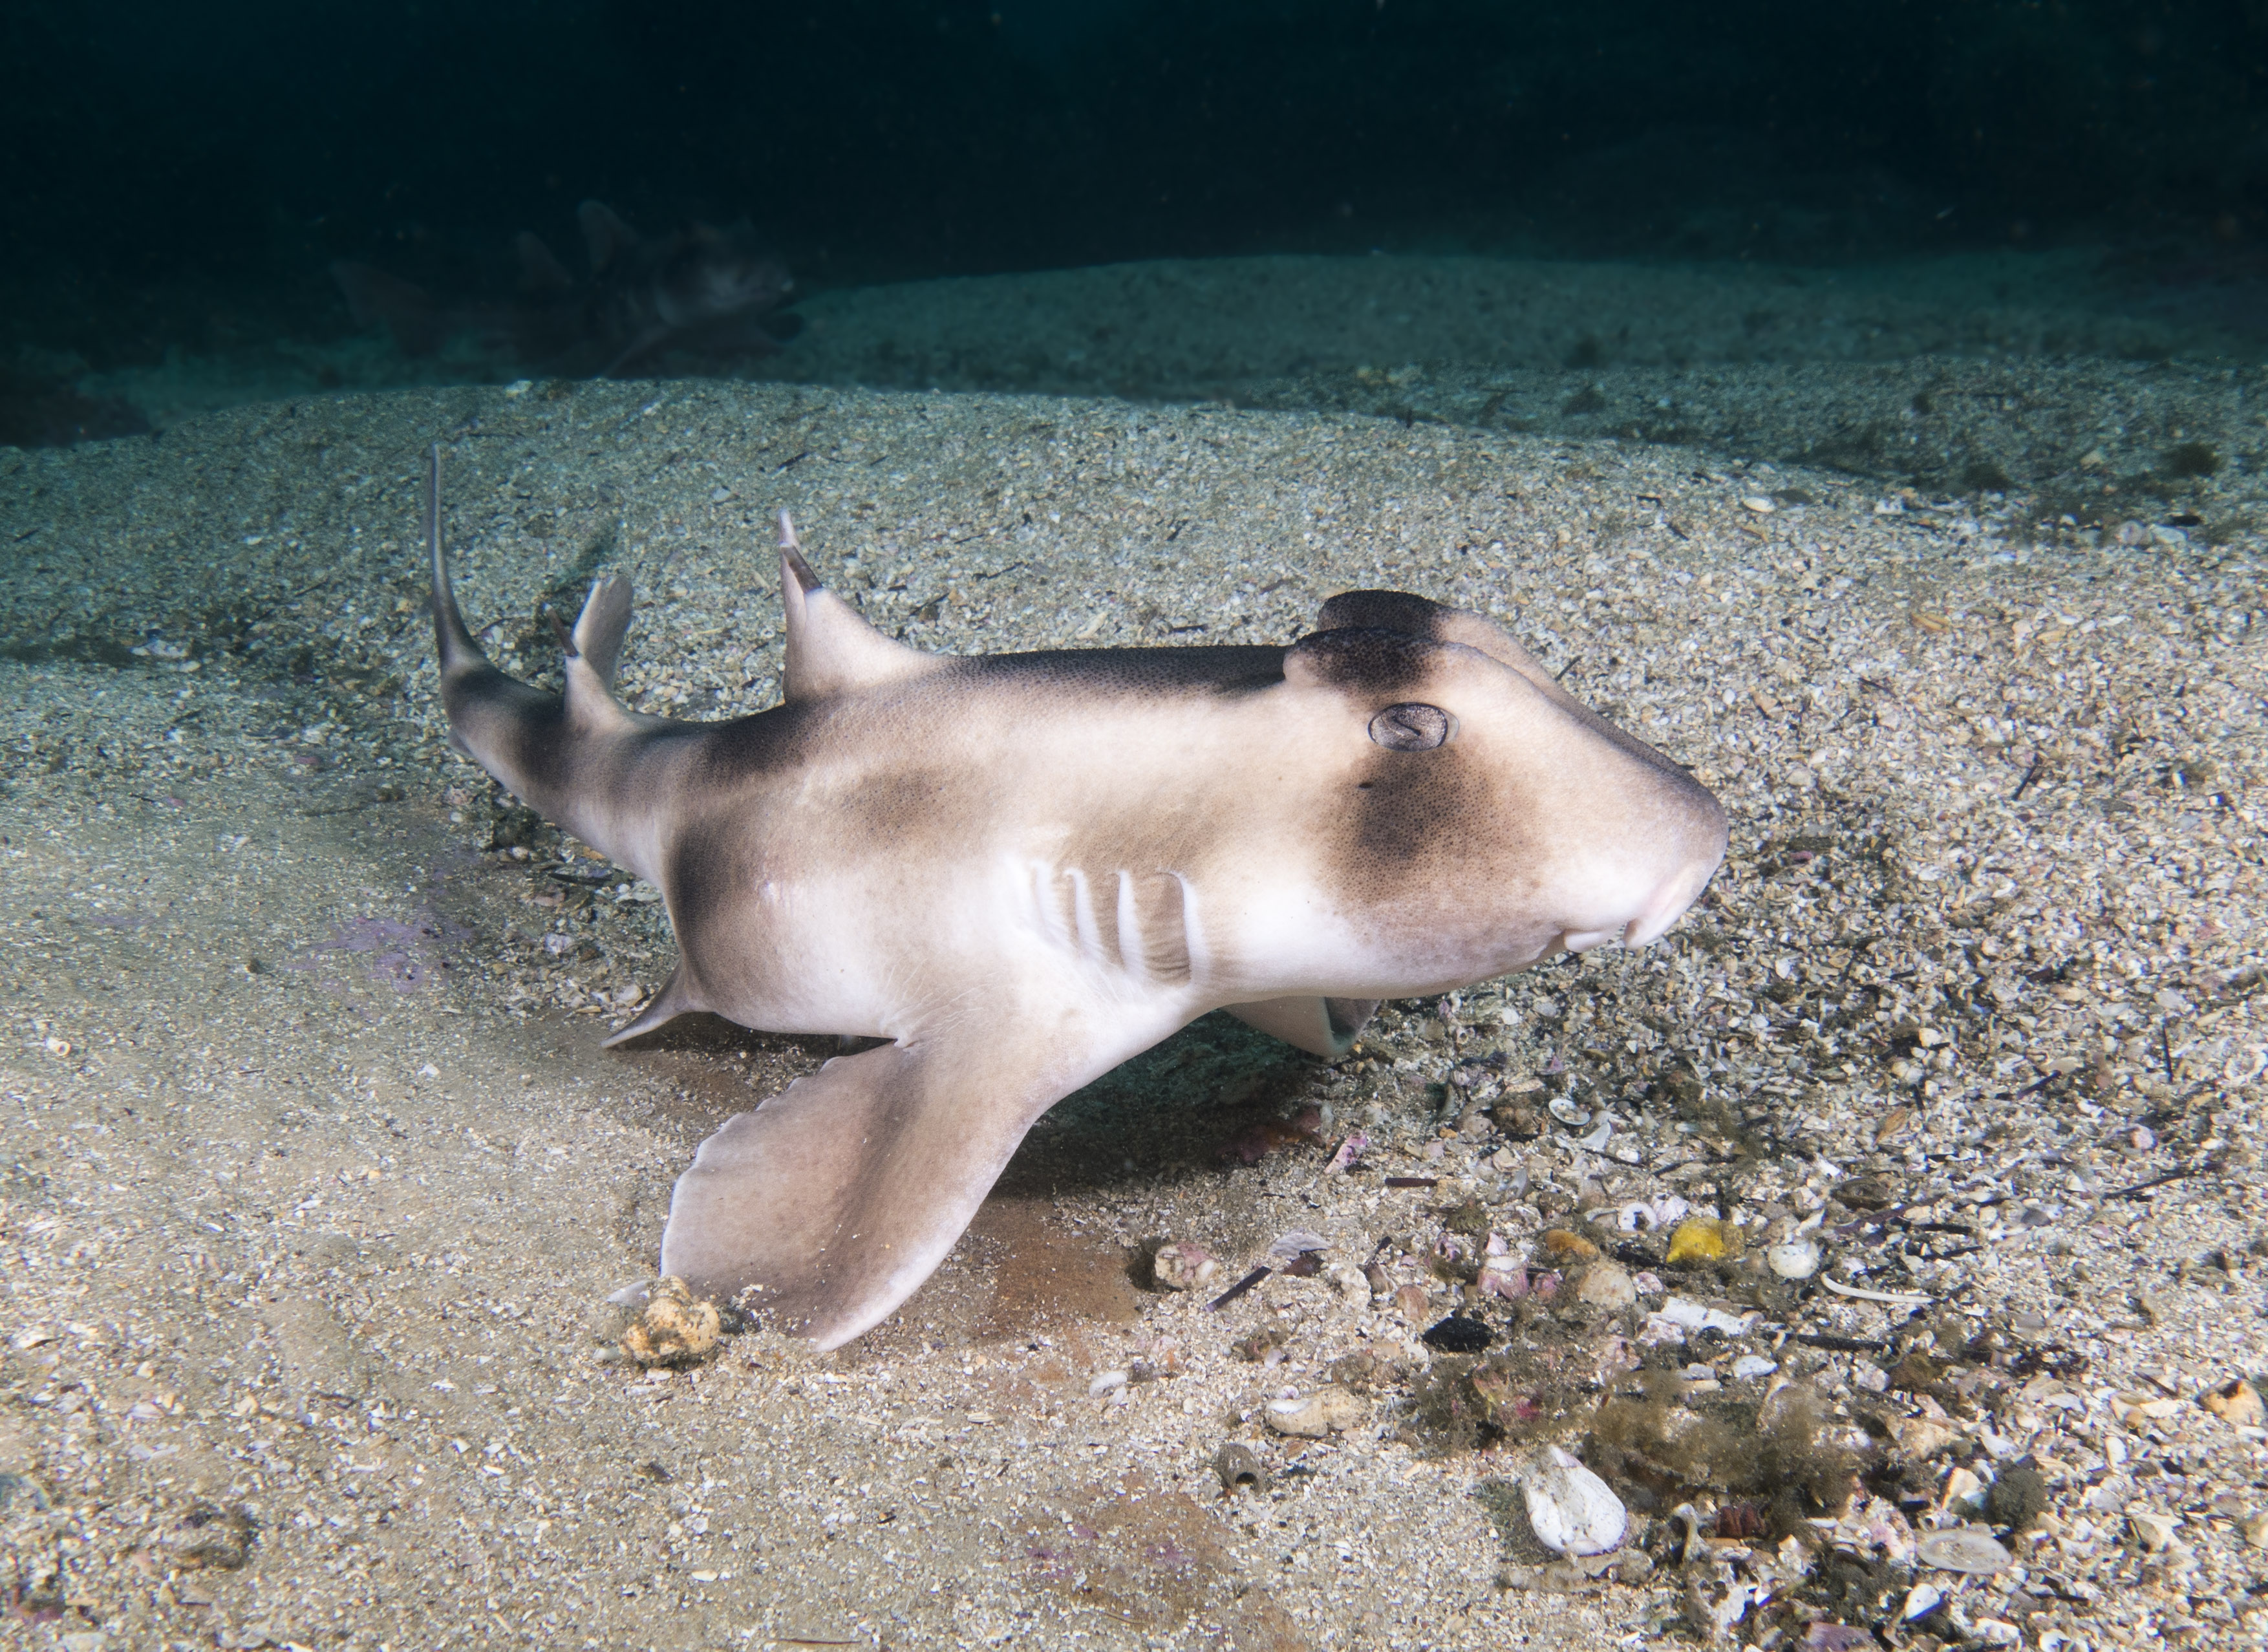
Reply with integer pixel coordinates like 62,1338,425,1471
335,201,795,378
425,448,1727,1349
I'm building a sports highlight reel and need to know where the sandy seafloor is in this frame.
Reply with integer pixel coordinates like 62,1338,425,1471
3,253,2268,1652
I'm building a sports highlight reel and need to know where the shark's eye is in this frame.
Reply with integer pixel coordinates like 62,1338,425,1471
1368,703,1455,751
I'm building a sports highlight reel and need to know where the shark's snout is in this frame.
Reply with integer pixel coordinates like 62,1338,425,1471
1554,833,1724,956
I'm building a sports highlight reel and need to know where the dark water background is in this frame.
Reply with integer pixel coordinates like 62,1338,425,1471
5,0,2267,442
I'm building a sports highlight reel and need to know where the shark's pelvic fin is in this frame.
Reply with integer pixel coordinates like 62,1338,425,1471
1225,995,1379,1058
775,511,939,703
601,965,710,1047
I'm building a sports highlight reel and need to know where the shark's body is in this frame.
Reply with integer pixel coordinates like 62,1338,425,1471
426,448,1726,1348
336,202,795,378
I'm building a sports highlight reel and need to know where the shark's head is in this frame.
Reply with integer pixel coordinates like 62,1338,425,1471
656,222,795,327
1278,591,1727,991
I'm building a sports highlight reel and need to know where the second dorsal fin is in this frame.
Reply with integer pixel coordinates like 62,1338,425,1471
776,511,937,702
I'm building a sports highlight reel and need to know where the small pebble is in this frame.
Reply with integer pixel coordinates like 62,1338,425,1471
1665,1217,1740,1264
1151,1242,1219,1291
1519,1445,1626,1556
1420,1313,1493,1353
2202,1376,2265,1428
2128,1509,2178,1552
1766,1238,1821,1280
619,1276,722,1367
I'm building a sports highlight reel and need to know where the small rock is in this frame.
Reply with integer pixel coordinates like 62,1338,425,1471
1519,1444,1627,1556
1665,1217,1740,1265
1265,1384,1364,1439
1892,1416,1960,1459
1232,1324,1291,1362
619,1276,722,1367
1766,1238,1821,1279
1393,1282,1432,1322
1325,1261,1370,1308
1568,1259,1636,1311
1538,1228,1599,1262
2201,1377,2266,1428
1729,1354,1778,1381
2241,1510,2268,1551
1916,1526,2011,1575
1902,1582,1945,1621
164,1502,257,1571
2128,1509,2179,1552
1151,1243,1219,1292
1420,1313,1493,1353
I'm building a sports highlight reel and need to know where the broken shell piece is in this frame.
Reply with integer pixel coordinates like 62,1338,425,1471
1916,1527,2012,1575
1151,1243,1219,1292
1264,1384,1364,1439
1393,1282,1432,1322
1215,1443,1268,1494
1766,1239,1822,1280
619,1276,722,1368
1569,1259,1636,1311
1729,1354,1778,1380
1519,1445,1627,1556
1547,1097,1590,1126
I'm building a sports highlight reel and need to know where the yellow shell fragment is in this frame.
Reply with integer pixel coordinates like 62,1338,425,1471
1665,1217,1741,1265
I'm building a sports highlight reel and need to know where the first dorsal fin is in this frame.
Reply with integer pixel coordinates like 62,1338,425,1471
776,511,937,703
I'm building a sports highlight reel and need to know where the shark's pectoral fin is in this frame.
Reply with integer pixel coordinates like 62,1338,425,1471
661,1002,1184,1349
1225,995,1380,1058
601,965,711,1048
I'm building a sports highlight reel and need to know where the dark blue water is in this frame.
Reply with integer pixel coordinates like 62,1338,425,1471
5,0,2267,443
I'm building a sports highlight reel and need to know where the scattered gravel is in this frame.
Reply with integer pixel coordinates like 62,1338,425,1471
1,360,2263,1649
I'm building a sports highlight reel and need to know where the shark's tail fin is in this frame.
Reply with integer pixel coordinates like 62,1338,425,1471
425,445,665,878
429,445,639,728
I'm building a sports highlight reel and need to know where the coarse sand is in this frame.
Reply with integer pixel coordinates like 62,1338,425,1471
3,317,2266,1651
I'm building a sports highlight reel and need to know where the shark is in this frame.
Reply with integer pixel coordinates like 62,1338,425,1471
334,201,795,378
425,447,1728,1349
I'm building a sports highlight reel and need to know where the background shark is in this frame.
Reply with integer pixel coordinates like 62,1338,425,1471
332,200,797,377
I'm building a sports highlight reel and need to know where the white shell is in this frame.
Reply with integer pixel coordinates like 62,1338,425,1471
1766,1239,1821,1280
1916,1527,2012,1575
1519,1445,1627,1556
1730,1354,1779,1380
1547,1097,1590,1126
